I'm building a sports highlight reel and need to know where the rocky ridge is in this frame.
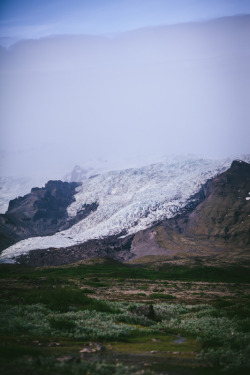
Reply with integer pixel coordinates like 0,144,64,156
0,180,98,251
130,160,250,261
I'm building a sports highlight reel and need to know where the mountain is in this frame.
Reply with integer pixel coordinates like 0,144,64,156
0,176,46,214
0,180,98,251
62,155,170,183
166,160,250,246
130,160,250,264
63,165,90,182
0,156,249,265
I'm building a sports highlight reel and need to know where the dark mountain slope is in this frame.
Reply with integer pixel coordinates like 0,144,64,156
0,180,98,251
16,233,134,267
130,160,250,261
173,160,250,245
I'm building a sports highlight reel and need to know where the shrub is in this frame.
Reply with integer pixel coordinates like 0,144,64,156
11,287,118,313
48,317,76,331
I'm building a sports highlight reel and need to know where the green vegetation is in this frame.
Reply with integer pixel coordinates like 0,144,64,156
0,262,250,374
3,286,117,313
149,293,176,299
1,262,249,283
0,353,138,375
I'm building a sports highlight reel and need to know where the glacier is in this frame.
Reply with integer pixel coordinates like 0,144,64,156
0,155,246,262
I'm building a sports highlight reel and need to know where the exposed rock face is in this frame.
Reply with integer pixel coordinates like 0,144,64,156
0,180,98,251
165,160,250,245
16,233,134,267
131,160,250,258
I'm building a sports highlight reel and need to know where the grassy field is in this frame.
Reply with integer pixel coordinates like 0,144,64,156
0,259,250,375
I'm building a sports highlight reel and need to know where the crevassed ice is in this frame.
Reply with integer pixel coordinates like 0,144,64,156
0,157,231,261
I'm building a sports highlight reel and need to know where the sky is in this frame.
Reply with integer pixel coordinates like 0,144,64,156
0,0,250,44
0,1,250,179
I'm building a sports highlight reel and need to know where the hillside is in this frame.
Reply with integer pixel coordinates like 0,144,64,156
168,160,250,246
130,160,250,266
0,159,249,266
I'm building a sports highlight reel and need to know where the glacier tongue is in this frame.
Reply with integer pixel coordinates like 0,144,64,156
0,156,231,261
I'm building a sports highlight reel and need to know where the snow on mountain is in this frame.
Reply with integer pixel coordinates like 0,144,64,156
63,154,168,182
1,155,235,262
0,176,45,214
0,155,155,213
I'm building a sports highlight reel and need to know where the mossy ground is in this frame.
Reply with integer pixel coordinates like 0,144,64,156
110,332,198,353
0,261,250,374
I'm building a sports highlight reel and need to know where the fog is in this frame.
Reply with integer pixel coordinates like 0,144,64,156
0,15,250,179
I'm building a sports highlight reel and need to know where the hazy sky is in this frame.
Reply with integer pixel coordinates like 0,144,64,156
0,1,250,179
0,0,250,45
1,0,250,42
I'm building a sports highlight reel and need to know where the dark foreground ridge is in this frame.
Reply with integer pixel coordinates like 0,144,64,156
17,233,135,267
0,180,98,251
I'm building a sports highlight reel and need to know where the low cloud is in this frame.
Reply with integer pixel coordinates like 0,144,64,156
0,15,250,178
